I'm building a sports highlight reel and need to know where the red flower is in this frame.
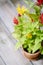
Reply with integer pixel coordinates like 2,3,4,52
39,13,43,24
18,14,21,17
13,17,18,25
37,0,43,5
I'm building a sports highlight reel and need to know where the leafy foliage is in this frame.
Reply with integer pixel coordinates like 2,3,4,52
13,1,43,54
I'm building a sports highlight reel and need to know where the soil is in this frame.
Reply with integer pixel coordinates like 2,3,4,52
23,47,39,54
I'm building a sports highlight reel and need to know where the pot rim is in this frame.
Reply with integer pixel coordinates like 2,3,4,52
22,46,40,55
23,49,40,55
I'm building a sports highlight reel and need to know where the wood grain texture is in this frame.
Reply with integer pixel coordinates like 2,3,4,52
0,0,32,65
0,0,43,65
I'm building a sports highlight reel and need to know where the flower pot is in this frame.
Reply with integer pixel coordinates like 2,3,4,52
22,49,40,60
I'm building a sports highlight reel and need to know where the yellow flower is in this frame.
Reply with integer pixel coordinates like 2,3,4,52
26,33,32,39
21,6,27,14
17,5,27,15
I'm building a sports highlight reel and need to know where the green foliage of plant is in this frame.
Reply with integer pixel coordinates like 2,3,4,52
13,0,43,54
13,14,43,54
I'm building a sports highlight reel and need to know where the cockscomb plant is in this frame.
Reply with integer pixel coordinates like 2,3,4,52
13,0,43,55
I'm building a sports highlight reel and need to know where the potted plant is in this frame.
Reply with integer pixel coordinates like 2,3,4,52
13,0,43,60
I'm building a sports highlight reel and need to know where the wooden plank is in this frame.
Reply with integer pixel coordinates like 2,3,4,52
0,0,43,65
0,21,31,65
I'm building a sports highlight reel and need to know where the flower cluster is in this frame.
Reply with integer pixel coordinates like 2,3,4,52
13,0,43,54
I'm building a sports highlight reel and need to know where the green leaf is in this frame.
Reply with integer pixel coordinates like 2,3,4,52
32,22,39,28
15,41,21,50
33,42,41,53
35,37,41,44
29,13,38,21
34,5,41,15
24,0,34,8
34,5,40,12
29,2,34,8
24,0,29,4
12,32,21,39
32,37,41,53
40,47,43,55
27,47,32,53
15,35,26,50
29,43,34,50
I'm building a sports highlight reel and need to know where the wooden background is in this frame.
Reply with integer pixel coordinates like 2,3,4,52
0,0,43,65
